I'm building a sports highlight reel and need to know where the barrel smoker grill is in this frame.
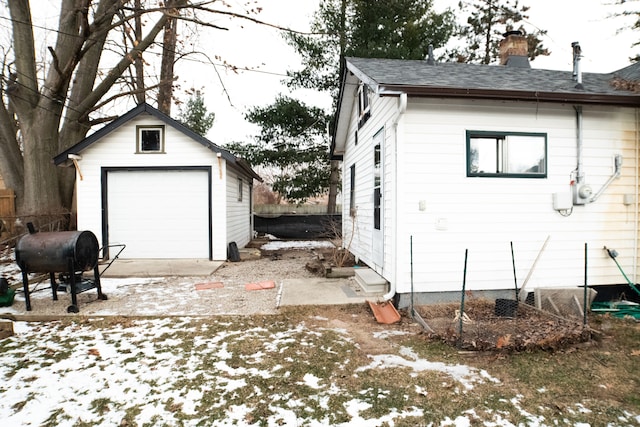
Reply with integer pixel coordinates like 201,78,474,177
15,229,107,313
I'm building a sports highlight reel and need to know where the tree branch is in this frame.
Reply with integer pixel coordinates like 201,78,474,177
7,0,39,110
74,11,170,117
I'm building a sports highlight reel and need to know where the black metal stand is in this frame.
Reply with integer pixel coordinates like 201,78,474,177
19,258,107,313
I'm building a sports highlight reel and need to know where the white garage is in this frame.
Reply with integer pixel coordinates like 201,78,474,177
54,103,260,261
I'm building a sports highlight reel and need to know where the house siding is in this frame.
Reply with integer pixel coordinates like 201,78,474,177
74,113,229,260
342,94,399,284
394,98,638,294
226,167,253,248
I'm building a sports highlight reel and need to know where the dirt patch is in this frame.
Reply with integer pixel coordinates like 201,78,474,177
417,299,592,352
281,304,423,355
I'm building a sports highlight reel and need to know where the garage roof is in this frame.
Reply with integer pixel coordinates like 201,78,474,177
54,103,261,181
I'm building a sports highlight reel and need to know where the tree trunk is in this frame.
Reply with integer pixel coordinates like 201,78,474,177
58,0,119,211
327,0,347,215
133,0,146,105
158,0,179,114
327,160,340,214
20,105,64,216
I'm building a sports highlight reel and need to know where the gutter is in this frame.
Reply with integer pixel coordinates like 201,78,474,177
377,85,640,107
382,92,407,302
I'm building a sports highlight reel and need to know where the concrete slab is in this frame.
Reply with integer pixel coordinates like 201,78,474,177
278,277,385,306
354,268,388,293
99,259,224,278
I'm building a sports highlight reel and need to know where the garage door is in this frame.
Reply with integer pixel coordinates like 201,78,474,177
107,169,210,258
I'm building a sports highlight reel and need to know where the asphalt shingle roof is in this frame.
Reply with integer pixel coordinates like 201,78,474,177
346,57,640,101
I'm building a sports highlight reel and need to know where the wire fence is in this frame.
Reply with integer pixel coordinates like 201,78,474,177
411,243,594,352
416,296,591,352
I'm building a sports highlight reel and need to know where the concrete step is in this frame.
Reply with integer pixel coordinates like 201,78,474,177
354,268,388,294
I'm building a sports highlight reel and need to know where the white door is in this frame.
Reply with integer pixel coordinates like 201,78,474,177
372,129,384,266
107,169,210,258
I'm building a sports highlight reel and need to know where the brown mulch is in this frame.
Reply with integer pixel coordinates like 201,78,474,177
416,299,592,352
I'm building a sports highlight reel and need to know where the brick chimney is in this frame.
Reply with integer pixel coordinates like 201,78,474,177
499,30,530,68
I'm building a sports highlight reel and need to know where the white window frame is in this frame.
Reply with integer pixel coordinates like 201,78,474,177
137,126,165,153
357,83,371,128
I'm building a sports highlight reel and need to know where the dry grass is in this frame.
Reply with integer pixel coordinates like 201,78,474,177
1,305,639,426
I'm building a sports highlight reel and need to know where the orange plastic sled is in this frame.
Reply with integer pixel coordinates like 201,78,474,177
368,300,401,324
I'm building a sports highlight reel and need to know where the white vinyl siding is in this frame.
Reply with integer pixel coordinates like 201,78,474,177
343,93,639,296
342,92,398,278
395,98,638,294
226,168,252,249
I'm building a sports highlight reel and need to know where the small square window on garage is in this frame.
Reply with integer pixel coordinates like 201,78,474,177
137,126,165,153
467,131,547,178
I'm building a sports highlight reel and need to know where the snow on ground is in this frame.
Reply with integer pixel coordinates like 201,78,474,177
3,318,637,426
0,318,538,427
260,240,336,251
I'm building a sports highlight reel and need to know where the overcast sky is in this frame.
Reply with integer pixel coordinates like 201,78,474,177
184,0,638,145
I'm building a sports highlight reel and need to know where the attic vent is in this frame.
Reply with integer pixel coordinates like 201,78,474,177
499,30,530,68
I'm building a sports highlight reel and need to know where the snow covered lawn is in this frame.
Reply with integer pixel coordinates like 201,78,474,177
1,313,638,426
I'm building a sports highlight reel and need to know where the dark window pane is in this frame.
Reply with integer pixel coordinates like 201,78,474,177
141,129,160,151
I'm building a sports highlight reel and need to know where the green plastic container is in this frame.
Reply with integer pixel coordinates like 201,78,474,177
0,288,15,307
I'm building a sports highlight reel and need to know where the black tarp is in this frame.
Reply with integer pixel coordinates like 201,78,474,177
254,214,341,239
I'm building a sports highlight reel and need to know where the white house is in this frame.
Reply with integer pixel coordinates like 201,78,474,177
54,103,261,261
332,33,640,307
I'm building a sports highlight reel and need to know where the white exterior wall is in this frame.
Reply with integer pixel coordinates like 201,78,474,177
342,92,399,284
74,113,229,260
344,95,640,294
226,167,253,248
397,98,638,294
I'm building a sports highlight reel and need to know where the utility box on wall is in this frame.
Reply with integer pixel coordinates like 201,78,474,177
553,192,573,211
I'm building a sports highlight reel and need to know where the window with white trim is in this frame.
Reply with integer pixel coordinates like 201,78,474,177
137,126,165,153
237,178,243,202
357,83,371,128
467,131,547,178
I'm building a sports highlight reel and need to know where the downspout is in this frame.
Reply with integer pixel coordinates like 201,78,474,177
575,105,584,185
634,109,639,283
382,92,407,301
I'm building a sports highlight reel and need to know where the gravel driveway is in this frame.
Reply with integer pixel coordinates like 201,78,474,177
1,245,351,318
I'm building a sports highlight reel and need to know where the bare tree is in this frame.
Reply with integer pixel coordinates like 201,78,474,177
0,0,284,218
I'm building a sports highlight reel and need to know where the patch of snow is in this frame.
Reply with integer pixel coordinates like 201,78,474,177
302,373,323,389
356,346,500,392
372,329,410,339
261,240,335,250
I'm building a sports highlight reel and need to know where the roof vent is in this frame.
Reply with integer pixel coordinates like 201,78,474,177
572,41,584,90
499,30,530,68
426,44,436,65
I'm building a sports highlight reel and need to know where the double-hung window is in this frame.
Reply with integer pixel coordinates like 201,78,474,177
466,131,547,178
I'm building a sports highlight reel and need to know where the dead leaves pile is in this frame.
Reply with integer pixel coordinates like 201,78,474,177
418,299,592,352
